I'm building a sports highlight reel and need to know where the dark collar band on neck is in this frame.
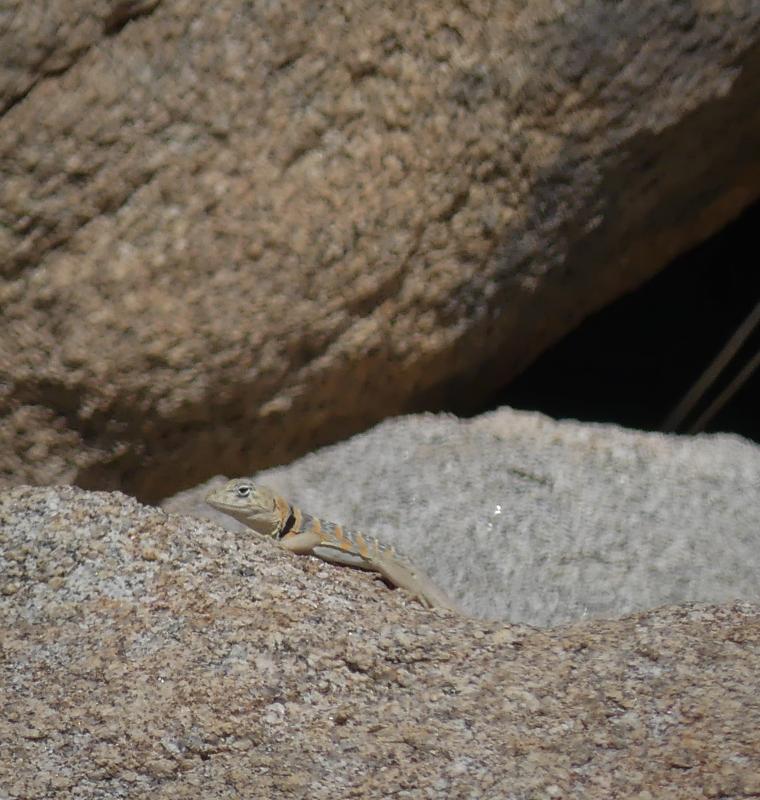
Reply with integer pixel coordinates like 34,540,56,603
278,508,297,539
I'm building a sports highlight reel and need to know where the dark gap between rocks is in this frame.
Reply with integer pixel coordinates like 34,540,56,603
479,199,760,443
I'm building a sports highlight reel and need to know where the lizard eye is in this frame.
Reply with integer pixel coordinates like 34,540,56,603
236,484,252,498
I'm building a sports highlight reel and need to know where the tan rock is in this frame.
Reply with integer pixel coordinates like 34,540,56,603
2,1,759,500
1,485,758,798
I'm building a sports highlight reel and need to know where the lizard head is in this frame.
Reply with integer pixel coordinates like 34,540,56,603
205,479,284,537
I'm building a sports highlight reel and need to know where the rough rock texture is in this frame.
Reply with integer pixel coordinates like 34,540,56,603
167,408,760,627
2,485,759,799
2,1,760,501
0,1,162,113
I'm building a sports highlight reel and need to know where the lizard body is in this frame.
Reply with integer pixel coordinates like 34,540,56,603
205,478,459,612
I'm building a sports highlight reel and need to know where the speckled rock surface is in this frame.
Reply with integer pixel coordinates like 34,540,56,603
0,1,161,112
167,408,760,627
2,485,759,799
2,1,759,501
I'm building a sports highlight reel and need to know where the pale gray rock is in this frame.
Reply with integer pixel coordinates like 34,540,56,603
168,408,760,627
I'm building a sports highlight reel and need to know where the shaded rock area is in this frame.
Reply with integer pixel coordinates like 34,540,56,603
2,485,759,799
0,1,162,113
2,1,760,502
485,200,760,442
168,408,760,627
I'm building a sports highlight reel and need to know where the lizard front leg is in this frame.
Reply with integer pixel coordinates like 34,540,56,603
278,530,324,555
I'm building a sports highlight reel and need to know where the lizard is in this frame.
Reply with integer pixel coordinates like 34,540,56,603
205,478,460,612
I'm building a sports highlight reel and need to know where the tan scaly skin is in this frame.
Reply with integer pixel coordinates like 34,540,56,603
206,478,461,612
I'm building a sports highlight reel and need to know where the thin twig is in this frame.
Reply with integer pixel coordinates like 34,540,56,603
689,346,760,433
662,300,760,432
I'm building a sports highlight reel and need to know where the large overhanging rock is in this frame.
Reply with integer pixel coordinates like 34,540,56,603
2,484,759,798
2,1,759,500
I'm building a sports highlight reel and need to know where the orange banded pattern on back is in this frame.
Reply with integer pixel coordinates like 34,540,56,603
354,532,369,559
280,504,397,562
